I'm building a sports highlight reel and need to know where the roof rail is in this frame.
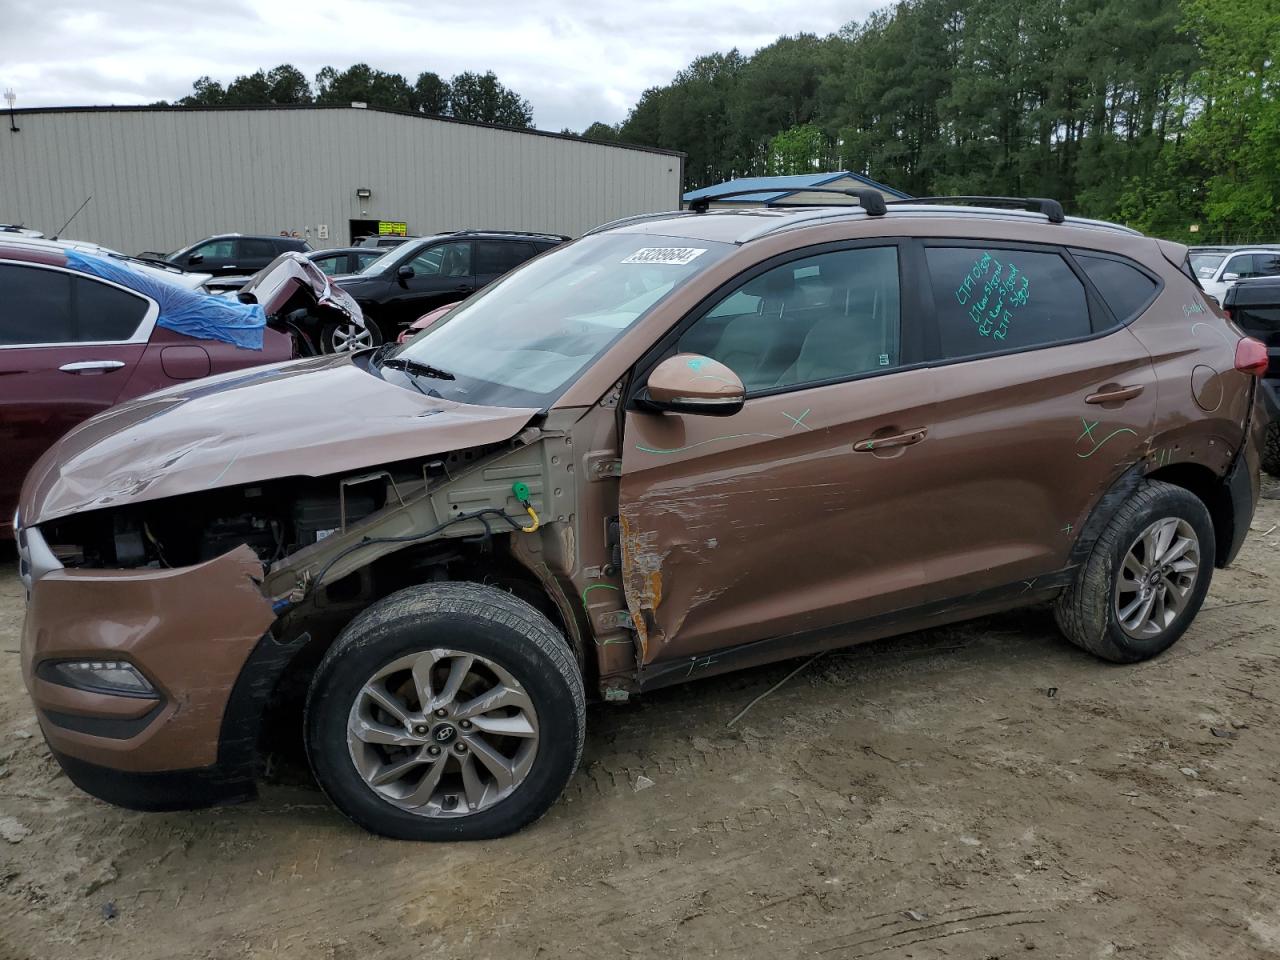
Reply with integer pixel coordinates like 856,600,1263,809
582,211,697,237
687,187,887,217
886,196,1065,224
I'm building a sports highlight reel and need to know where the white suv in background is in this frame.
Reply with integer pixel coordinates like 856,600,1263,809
1197,246,1280,303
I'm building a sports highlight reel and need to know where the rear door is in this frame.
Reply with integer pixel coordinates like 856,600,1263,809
0,262,152,525
475,240,535,288
236,238,279,274
909,241,1157,600
618,241,938,665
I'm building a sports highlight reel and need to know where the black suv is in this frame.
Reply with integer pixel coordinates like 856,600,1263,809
336,230,568,341
164,234,310,277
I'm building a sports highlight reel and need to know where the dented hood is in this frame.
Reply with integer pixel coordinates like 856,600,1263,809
20,353,539,526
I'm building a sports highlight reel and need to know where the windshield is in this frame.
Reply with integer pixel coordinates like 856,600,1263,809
386,233,733,407
1190,252,1226,278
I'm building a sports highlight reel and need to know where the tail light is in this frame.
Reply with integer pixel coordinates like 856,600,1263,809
1234,336,1269,376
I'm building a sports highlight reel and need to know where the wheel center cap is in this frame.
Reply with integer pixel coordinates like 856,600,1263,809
431,723,457,744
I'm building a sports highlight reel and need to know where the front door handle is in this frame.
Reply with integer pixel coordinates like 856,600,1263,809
454,283,471,292
853,427,928,452
1085,384,1144,404
59,360,126,374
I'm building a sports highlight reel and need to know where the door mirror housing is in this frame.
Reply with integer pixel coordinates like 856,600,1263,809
187,253,204,265
643,353,745,417
1222,272,1240,282
396,265,415,280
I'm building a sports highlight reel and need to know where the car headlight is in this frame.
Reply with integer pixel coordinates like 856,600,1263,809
41,660,159,698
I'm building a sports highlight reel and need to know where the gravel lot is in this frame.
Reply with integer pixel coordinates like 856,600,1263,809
2,479,1279,960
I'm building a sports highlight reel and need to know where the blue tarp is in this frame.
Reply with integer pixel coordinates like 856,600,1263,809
63,249,266,350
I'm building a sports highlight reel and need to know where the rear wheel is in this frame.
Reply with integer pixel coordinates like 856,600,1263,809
1055,480,1214,663
1262,420,1280,477
304,582,585,840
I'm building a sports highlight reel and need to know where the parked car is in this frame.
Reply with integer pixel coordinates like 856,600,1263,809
18,194,1265,841
395,303,454,344
1198,247,1280,303
336,230,568,341
0,224,44,238
2,234,214,291
0,244,362,533
161,234,310,277
309,247,385,276
1222,276,1280,475
355,235,419,249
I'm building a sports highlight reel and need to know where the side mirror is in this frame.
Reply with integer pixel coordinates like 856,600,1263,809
397,265,415,280
643,353,745,417
187,253,204,265
1222,272,1240,282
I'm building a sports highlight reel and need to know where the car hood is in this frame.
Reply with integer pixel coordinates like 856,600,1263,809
20,353,539,526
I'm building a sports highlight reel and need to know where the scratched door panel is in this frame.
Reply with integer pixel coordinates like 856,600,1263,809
619,368,937,665
920,326,1157,601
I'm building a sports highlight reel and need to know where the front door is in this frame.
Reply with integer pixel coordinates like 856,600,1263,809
0,262,151,527
618,243,937,666
387,240,475,329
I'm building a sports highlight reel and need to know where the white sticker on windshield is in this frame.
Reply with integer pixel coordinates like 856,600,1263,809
621,247,708,265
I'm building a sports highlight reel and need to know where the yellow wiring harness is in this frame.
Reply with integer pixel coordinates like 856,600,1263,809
512,481,540,534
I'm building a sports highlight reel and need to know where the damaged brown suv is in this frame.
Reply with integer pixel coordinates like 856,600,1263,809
19,192,1268,841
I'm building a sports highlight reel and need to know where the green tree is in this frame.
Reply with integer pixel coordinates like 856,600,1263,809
581,121,621,141
413,71,450,115
448,71,533,126
314,64,415,111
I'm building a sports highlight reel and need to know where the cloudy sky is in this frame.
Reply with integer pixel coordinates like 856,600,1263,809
2,0,878,131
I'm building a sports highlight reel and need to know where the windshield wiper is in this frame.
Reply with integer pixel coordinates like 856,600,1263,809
381,357,456,380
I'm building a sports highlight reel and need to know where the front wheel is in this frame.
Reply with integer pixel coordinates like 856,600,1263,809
322,319,383,353
304,582,585,840
1055,480,1215,663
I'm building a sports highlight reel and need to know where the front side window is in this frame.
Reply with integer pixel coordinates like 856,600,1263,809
392,234,734,407
926,245,1090,360
190,239,235,260
314,255,345,276
1224,254,1254,278
677,246,901,393
0,263,74,344
409,241,471,277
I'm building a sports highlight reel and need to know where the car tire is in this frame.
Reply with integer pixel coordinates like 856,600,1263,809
322,318,383,354
1262,421,1280,478
304,582,585,841
1054,480,1214,663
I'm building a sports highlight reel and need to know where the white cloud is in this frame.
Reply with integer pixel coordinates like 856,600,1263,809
0,0,878,130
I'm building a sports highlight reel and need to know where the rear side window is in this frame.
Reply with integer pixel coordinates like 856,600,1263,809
0,265,148,345
74,276,149,341
240,238,277,260
926,245,1090,360
1075,254,1159,324
476,240,535,275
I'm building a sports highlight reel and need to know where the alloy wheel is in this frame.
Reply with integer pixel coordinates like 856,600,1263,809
330,323,376,352
1114,517,1200,639
346,649,539,817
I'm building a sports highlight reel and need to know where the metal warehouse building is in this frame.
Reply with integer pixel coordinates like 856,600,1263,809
0,105,684,253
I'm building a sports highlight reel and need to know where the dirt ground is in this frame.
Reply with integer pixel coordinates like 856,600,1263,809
2,481,1279,960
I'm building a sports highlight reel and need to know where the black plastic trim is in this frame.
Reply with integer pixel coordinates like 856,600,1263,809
49,749,256,812
43,704,163,740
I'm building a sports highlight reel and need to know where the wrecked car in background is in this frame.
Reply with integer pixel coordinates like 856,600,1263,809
0,246,360,532
18,193,1265,841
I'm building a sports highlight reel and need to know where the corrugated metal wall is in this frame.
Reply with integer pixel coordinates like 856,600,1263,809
0,107,683,254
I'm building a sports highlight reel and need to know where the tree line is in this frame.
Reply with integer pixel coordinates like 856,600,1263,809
166,64,534,128
583,0,1277,245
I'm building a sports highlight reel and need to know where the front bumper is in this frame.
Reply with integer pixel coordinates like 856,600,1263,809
20,542,277,809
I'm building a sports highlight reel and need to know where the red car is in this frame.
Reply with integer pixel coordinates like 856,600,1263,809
395,303,454,344
0,244,356,535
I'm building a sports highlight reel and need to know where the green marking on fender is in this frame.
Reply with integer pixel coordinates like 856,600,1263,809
1077,427,1137,459
581,583,620,610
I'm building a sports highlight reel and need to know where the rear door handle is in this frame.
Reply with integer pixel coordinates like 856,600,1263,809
59,360,126,374
1085,384,1144,404
853,427,928,452
454,283,471,292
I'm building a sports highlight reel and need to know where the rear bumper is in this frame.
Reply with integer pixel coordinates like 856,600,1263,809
21,544,278,807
